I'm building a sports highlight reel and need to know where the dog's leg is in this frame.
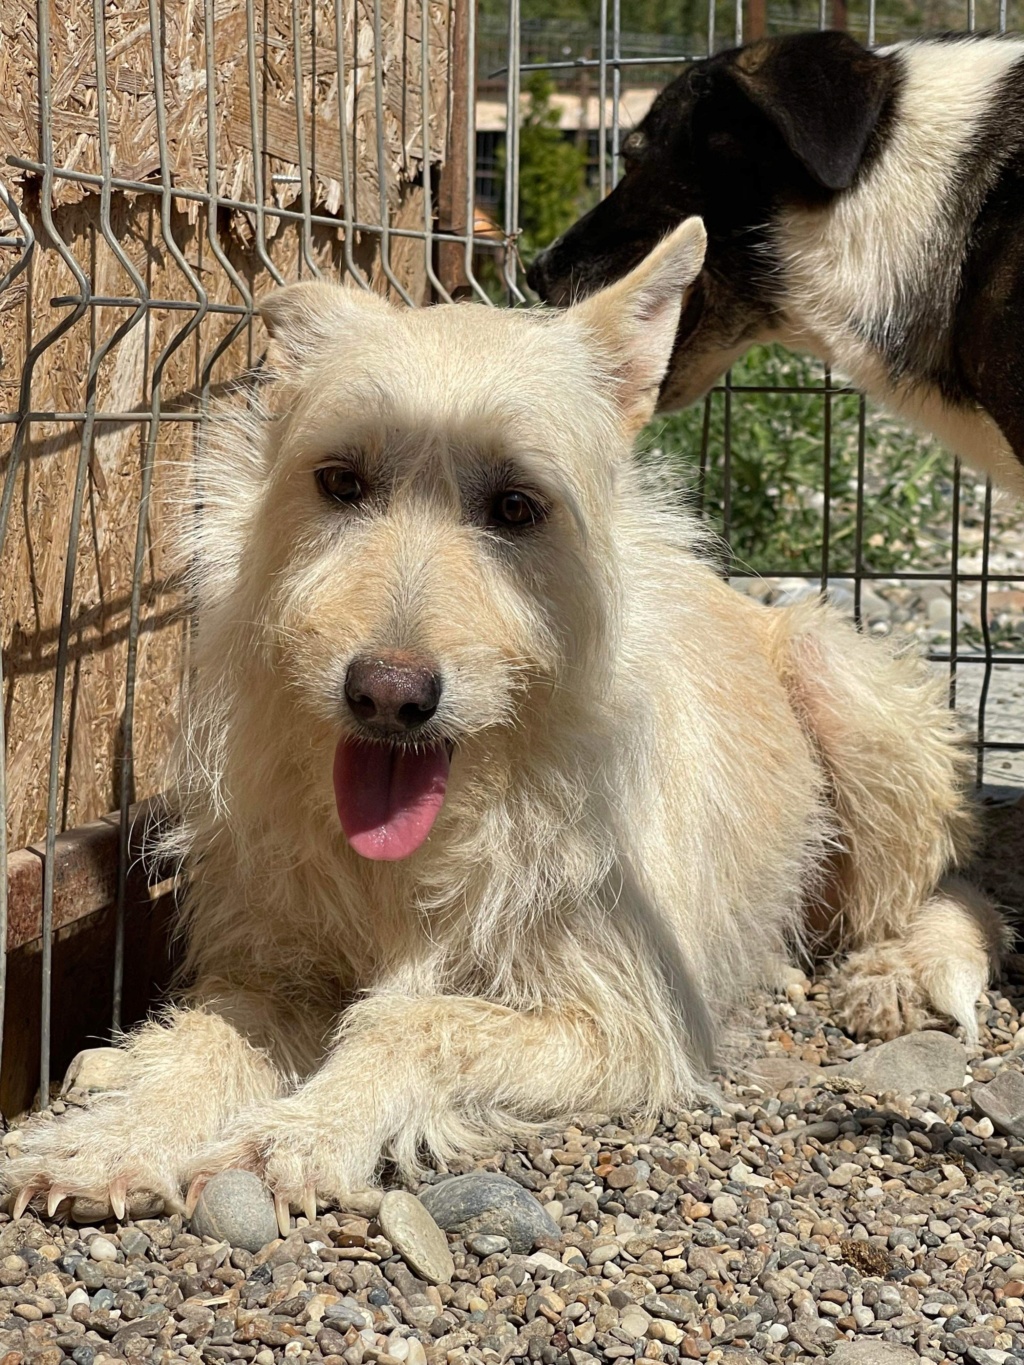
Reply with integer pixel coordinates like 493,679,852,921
187,993,653,1213
830,877,1007,1045
772,601,1006,1041
1,987,317,1219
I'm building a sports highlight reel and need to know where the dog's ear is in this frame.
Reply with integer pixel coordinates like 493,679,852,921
259,281,391,373
572,216,707,432
722,33,891,193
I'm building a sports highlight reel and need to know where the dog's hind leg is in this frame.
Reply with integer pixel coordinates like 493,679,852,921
1,986,319,1221
830,878,1007,1046
770,600,1007,1043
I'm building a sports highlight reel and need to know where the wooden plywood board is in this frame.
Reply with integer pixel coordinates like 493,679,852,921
0,0,451,220
1,0,451,853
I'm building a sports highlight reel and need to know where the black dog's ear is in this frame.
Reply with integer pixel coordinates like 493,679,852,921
726,31,893,192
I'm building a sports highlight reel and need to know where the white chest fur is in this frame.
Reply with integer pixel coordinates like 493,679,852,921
772,37,1024,493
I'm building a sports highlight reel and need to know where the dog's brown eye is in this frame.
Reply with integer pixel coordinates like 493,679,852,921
490,490,543,530
317,466,364,504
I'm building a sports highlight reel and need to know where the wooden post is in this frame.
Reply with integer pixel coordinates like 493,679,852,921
747,0,767,41
831,0,848,28
438,0,472,297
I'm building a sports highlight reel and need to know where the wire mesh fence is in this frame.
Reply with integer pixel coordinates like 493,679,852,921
1,0,1022,1113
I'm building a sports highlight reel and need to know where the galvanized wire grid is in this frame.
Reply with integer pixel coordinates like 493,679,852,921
0,0,485,1103
514,0,1021,801
0,0,1021,1107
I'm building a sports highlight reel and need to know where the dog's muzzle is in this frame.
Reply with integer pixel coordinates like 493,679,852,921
526,247,571,306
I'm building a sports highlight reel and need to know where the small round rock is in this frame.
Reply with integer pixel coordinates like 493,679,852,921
419,1172,561,1254
88,1237,119,1263
466,1233,510,1257
377,1190,455,1285
190,1170,279,1253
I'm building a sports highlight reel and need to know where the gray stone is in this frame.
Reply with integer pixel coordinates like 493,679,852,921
263,1231,305,1267
829,1347,921,1365
62,1048,127,1095
190,1171,279,1254
377,1190,455,1286
74,1262,106,1290
88,1236,119,1263
70,1192,164,1223
338,1190,384,1218
859,588,893,625
323,1301,372,1330
971,1067,1024,1139
826,1031,966,1096
419,1173,561,1255
928,596,953,630
619,1308,651,1340
642,1294,699,1324
465,1233,510,1257
743,1055,818,1090
118,1228,151,1258
827,1162,861,1188
524,1250,566,1276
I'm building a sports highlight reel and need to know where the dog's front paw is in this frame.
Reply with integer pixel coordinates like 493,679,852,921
2,1099,195,1221
831,944,935,1042
187,1102,376,1235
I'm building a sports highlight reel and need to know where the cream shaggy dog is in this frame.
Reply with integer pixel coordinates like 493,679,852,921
2,219,1007,1228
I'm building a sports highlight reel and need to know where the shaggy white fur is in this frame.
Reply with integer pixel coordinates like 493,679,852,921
2,220,1006,1228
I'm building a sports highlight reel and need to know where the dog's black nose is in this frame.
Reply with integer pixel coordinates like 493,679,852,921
345,656,442,733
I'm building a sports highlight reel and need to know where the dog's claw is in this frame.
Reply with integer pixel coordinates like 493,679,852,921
12,1185,38,1221
185,1176,206,1218
303,1185,317,1225
109,1178,127,1222
46,1186,69,1218
275,1192,291,1239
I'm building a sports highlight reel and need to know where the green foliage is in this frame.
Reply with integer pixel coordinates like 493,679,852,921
481,0,728,37
638,345,959,576
505,72,587,260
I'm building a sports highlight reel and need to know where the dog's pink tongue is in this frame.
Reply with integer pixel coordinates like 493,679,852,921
333,738,449,861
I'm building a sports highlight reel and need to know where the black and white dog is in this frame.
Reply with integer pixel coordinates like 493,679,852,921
527,32,1024,495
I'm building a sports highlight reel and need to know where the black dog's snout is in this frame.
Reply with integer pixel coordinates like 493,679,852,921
345,656,442,734
526,246,578,307
526,251,552,299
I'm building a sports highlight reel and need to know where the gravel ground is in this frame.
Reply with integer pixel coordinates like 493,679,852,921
6,959,1024,1365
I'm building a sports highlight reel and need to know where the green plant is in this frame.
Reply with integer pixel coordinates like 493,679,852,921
504,72,587,261
638,345,965,576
